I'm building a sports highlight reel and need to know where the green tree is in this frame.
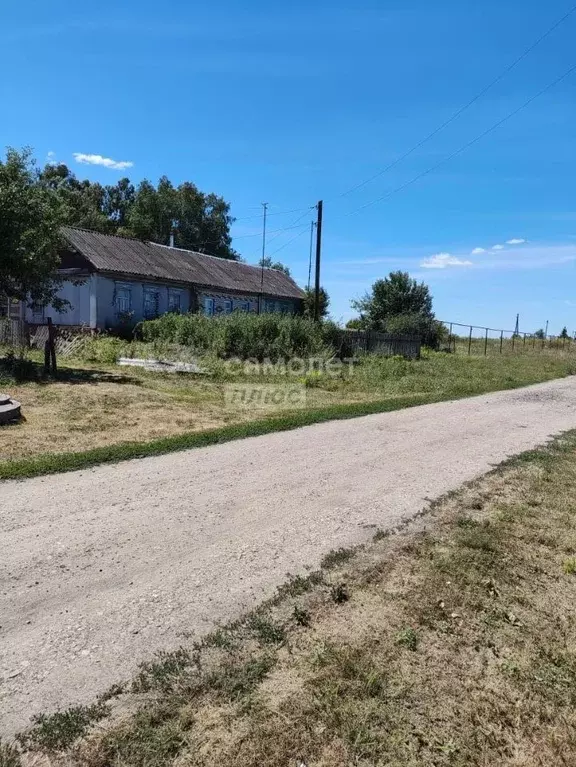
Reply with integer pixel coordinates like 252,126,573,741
345,317,362,329
0,148,65,307
39,162,111,232
351,271,434,331
303,286,330,319
534,328,545,339
126,178,238,259
258,256,291,276
38,160,238,259
560,326,569,339
103,177,135,228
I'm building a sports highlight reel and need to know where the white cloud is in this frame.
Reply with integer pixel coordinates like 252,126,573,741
492,244,504,250
420,252,473,269
506,238,526,245
73,152,134,170
471,247,486,255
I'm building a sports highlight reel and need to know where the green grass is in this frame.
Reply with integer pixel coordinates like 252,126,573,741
17,703,110,751
2,344,576,480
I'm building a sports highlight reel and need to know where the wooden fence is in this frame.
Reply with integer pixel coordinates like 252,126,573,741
334,329,421,360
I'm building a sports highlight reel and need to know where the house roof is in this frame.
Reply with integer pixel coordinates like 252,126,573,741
61,227,305,300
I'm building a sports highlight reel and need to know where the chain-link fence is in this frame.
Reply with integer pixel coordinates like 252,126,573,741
440,320,575,356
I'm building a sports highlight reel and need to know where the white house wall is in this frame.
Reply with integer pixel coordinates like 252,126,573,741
96,276,191,329
25,277,92,326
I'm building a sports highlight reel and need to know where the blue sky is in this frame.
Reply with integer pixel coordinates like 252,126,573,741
2,0,576,333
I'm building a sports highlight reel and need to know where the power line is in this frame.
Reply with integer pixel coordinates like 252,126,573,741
266,224,311,258
264,207,316,247
338,2,576,199
233,206,312,222
231,222,311,240
346,60,576,215
248,207,316,259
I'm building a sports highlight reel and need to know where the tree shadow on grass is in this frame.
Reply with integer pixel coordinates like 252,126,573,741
0,356,141,387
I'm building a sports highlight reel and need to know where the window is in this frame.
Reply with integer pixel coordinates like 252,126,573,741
168,289,182,313
223,299,232,314
235,300,250,313
115,285,132,314
143,287,159,319
203,297,215,316
32,304,45,322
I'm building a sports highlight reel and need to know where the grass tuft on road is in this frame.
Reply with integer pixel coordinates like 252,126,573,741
14,431,576,765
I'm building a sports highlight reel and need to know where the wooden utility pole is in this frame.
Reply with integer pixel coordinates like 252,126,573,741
313,200,323,322
307,220,315,291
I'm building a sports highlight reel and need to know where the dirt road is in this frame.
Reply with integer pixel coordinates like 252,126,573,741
2,378,576,735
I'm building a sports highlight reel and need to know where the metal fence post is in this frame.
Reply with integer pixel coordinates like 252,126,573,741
468,326,473,356
484,327,488,356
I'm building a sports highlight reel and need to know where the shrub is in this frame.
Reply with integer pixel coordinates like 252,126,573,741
77,336,127,364
141,312,330,361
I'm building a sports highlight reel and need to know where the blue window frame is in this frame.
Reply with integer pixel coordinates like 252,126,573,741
143,287,160,319
168,289,182,313
203,297,215,316
115,284,132,314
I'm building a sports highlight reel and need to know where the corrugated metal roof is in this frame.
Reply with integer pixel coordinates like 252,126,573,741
61,227,305,300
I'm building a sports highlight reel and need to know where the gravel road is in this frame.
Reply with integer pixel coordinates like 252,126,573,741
2,378,576,735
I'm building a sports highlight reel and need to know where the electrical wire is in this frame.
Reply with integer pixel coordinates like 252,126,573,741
263,207,316,248
232,222,311,239
233,206,312,222
266,224,311,258
346,60,576,215
338,2,576,199
247,206,316,260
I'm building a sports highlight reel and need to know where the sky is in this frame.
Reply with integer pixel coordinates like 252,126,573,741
2,0,576,333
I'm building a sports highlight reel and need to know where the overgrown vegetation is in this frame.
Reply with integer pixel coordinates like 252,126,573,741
140,311,334,361
13,432,576,765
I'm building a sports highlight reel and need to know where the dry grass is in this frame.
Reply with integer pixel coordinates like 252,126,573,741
1,346,576,464
11,432,576,766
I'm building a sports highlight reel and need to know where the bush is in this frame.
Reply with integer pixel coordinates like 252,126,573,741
77,336,128,364
384,313,446,349
141,312,330,361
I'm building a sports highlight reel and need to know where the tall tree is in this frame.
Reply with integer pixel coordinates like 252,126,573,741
126,179,238,259
36,150,238,259
0,148,64,307
103,177,135,228
560,326,569,339
351,271,433,331
258,256,291,276
303,286,330,319
39,162,110,232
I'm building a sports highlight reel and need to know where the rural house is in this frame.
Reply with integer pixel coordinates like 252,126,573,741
25,227,305,329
